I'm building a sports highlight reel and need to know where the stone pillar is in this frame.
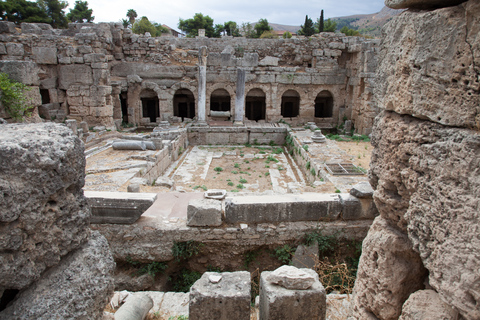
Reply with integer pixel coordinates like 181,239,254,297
259,266,326,320
189,271,251,320
197,46,208,126
234,68,246,125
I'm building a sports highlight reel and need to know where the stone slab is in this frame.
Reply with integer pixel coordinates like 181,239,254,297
259,268,326,320
189,271,251,320
85,191,157,224
224,193,342,224
187,198,223,227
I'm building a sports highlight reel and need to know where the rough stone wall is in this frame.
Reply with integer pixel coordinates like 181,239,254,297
0,123,115,319
352,1,480,320
0,22,378,133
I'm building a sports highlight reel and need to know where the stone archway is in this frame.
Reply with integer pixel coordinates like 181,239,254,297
210,89,231,112
281,89,300,118
315,90,333,118
140,89,159,123
174,89,195,120
245,88,266,121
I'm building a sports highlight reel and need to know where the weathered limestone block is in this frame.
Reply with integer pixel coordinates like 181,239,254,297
339,193,377,220
189,272,251,320
58,64,93,89
0,21,16,34
85,191,157,224
376,2,480,128
187,199,223,227
0,123,90,290
0,232,115,320
32,47,58,64
0,61,40,85
352,216,427,320
349,181,374,198
260,267,326,320
399,289,459,320
259,56,279,66
6,43,24,56
386,0,467,9
225,193,342,224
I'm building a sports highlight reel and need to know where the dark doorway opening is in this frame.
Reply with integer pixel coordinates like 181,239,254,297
174,89,195,120
245,89,266,121
120,92,128,123
140,89,159,123
40,89,50,104
210,89,231,112
281,90,300,118
315,91,333,118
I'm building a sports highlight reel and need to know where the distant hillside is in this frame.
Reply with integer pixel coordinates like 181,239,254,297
258,6,404,38
331,6,405,37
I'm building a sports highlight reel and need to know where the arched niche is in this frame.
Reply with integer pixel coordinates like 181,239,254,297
140,89,159,123
281,89,300,118
173,89,195,120
314,90,333,118
245,88,266,121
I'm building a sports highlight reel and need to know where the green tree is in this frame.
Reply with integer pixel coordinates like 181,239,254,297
39,0,68,28
317,18,337,32
121,18,129,28
0,0,49,24
254,18,272,38
178,13,217,38
126,9,137,26
223,21,240,37
240,22,256,38
282,31,292,39
318,10,324,33
132,16,156,35
67,0,93,23
298,15,314,36
153,22,170,35
340,25,360,36
0,72,32,121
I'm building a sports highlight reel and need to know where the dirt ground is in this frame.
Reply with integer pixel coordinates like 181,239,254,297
85,140,373,193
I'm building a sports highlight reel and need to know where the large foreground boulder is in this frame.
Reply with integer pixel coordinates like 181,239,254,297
0,123,115,319
0,232,115,319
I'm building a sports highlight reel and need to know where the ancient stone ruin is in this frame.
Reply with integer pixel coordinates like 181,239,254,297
0,0,479,319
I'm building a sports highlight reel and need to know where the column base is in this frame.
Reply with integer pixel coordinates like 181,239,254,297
233,121,244,126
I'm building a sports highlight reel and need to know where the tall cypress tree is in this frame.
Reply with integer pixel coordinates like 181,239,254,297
299,15,314,36
319,10,324,33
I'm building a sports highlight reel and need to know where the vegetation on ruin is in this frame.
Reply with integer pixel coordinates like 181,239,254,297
125,256,168,277
282,31,292,39
0,73,32,121
172,241,204,261
132,16,169,37
169,269,202,292
273,244,294,264
178,13,218,38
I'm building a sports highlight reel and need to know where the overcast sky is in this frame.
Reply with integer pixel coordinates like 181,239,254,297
65,0,385,31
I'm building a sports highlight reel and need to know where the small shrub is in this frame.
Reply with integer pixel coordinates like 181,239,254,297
311,168,316,176
303,145,309,152
266,155,279,163
227,181,234,186
231,170,238,174
193,185,207,191
244,250,260,268
170,269,202,292
274,244,294,264
306,161,311,170
172,241,204,261
269,140,276,146
237,184,244,189
214,167,223,172
234,163,240,168
265,172,270,177
335,189,341,193
239,178,247,184
272,147,283,154
304,230,337,255
0,73,32,121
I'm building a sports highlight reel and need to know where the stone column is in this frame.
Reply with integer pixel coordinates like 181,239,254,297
197,46,208,126
234,68,246,125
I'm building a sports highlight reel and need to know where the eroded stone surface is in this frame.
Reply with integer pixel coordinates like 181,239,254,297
352,216,427,320
376,2,480,129
0,232,115,320
0,123,90,290
266,265,316,290
399,289,459,320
